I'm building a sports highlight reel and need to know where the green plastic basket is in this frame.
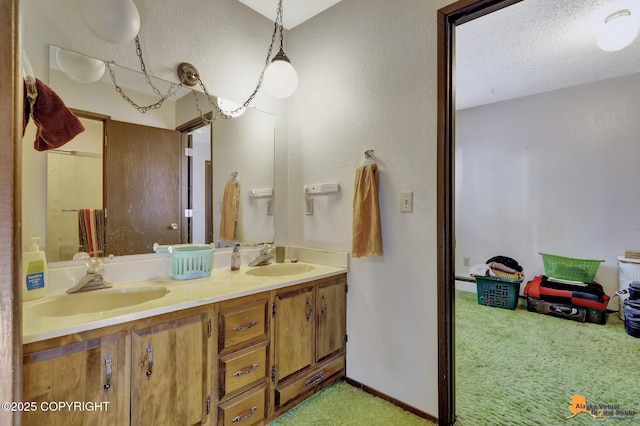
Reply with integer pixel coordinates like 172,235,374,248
475,275,522,310
539,252,604,283
153,244,214,280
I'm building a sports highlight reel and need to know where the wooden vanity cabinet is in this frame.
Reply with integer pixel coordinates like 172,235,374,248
22,272,347,425
23,331,128,426
22,305,213,426
271,275,347,415
130,307,213,426
217,293,270,426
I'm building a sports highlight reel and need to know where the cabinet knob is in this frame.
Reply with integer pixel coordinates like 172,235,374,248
169,223,178,230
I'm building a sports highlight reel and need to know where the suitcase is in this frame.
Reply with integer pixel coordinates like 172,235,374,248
526,297,606,324
526,297,587,322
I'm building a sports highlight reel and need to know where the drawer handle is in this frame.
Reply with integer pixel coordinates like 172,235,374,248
232,406,258,423
305,372,325,386
145,343,153,379
232,320,259,332
104,352,112,393
233,363,259,377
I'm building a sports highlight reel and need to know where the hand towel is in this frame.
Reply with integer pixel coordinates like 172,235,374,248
352,163,383,257
31,78,84,151
220,181,240,243
78,209,104,257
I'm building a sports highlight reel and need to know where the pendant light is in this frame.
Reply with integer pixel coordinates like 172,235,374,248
83,0,297,122
263,0,298,99
264,46,298,99
80,0,141,44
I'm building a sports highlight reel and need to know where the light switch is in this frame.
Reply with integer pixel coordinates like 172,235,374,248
400,192,413,213
306,198,314,215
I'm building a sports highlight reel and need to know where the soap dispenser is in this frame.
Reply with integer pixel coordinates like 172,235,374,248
22,237,48,301
231,243,241,271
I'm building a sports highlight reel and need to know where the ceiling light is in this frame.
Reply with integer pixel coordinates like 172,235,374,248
597,9,640,52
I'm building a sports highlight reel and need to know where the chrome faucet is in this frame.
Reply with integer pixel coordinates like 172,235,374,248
67,257,112,293
248,244,274,267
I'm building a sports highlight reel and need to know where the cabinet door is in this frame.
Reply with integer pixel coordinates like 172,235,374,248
316,277,347,361
23,332,127,426
130,310,210,426
273,286,314,383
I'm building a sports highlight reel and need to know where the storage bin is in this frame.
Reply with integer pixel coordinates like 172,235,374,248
154,244,214,280
539,252,604,283
623,300,640,338
475,275,522,310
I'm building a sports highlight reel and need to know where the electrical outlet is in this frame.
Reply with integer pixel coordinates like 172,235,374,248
400,192,413,213
463,257,470,266
306,198,314,215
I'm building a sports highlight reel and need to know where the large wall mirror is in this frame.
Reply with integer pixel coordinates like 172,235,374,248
22,45,275,264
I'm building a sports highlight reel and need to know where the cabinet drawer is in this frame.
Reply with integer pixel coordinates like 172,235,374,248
275,353,345,410
218,383,267,426
219,299,268,353
219,342,268,400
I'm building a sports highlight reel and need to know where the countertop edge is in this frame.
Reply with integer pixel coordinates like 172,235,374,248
23,266,348,345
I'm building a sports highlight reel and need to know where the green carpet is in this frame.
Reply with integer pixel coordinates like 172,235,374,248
267,380,435,425
455,290,640,426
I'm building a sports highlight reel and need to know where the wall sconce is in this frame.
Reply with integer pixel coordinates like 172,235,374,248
597,9,640,52
80,0,297,122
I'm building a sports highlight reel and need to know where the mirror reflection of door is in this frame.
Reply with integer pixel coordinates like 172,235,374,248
106,120,182,255
44,113,105,262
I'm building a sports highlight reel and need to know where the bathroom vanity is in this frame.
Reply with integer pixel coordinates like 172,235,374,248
22,258,347,426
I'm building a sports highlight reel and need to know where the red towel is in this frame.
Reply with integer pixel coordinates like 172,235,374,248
30,79,84,151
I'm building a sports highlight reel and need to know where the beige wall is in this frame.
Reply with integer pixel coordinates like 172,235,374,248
287,0,456,415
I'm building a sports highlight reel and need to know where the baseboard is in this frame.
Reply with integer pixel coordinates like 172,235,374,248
344,377,438,424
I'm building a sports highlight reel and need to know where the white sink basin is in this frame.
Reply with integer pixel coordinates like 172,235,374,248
26,287,170,317
245,263,315,277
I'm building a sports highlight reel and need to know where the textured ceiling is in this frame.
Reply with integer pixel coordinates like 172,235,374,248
456,0,640,109
237,0,343,29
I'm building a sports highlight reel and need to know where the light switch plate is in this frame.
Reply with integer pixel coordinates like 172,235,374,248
400,192,413,213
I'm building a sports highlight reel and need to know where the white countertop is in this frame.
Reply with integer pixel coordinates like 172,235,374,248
23,261,347,345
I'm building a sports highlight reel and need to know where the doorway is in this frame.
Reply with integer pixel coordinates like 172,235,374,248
437,1,522,424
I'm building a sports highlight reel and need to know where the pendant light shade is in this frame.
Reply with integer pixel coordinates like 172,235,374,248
80,0,140,44
597,9,640,52
55,47,106,83
264,49,298,99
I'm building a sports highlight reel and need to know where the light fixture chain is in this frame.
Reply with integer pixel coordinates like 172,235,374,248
105,62,174,113
105,36,184,114
134,36,182,99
